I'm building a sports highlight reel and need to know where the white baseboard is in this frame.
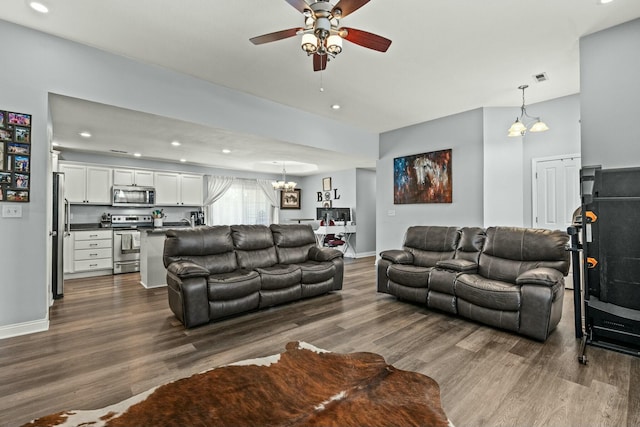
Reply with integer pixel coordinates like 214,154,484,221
140,281,167,289
355,251,376,258
0,318,49,340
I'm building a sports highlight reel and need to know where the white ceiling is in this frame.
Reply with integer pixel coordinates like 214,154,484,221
2,0,640,174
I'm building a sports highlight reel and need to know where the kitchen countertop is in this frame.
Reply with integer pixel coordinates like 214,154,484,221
143,226,194,234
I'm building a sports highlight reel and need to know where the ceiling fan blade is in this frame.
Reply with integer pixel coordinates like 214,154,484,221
332,0,370,18
284,0,311,14
313,54,327,72
250,28,302,45
341,27,391,52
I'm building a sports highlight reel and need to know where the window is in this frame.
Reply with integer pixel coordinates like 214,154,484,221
208,179,271,225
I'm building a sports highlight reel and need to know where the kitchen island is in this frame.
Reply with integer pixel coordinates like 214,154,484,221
139,225,192,288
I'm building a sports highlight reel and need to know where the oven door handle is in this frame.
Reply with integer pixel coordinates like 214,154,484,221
114,260,140,266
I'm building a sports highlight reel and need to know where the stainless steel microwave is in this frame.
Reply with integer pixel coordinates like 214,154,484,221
112,186,156,207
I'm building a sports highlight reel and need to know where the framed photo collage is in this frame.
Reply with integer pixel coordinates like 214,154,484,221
0,110,31,202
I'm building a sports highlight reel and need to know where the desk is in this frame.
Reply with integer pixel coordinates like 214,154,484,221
289,218,315,224
314,224,356,257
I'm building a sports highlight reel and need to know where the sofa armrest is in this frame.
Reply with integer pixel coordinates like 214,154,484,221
516,267,564,287
167,260,210,279
379,249,414,264
308,246,344,262
436,259,478,273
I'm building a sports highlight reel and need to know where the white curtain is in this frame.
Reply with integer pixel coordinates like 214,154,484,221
209,179,272,225
257,179,280,224
204,175,235,225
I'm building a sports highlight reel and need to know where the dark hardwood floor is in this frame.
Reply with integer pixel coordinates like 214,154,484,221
1,257,638,426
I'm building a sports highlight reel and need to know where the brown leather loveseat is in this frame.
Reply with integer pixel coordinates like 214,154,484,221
377,226,570,341
163,224,344,328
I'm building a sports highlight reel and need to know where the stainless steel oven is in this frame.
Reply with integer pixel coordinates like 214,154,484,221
111,215,151,274
113,229,141,274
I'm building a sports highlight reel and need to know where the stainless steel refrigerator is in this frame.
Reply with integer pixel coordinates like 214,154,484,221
51,172,69,299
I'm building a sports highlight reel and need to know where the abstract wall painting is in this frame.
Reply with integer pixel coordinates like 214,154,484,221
393,149,452,204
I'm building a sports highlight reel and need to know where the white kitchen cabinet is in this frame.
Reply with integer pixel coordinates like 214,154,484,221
113,168,154,187
180,174,204,206
63,233,74,274
154,172,203,206
154,172,180,205
59,164,86,203
66,230,113,275
59,163,112,204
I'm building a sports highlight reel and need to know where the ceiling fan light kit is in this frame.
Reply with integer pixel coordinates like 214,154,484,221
250,0,391,71
507,84,550,137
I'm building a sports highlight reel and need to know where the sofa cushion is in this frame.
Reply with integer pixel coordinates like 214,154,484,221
231,225,278,269
479,227,570,281
387,264,431,288
455,274,521,311
207,270,261,301
270,224,316,246
403,226,460,267
164,226,238,274
296,261,335,284
231,225,275,250
255,264,302,290
270,224,318,264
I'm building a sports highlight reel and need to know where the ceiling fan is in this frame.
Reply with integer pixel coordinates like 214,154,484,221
250,0,391,71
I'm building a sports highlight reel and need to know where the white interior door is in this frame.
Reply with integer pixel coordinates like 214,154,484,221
534,156,581,231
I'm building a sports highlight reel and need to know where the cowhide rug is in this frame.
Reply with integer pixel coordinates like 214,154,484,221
23,341,451,427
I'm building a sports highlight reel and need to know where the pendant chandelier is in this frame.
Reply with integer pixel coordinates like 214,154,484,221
508,84,549,137
272,163,297,190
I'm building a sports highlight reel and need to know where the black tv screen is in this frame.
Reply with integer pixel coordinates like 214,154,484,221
316,207,351,222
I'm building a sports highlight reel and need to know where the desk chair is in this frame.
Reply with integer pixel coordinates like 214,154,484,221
319,220,346,248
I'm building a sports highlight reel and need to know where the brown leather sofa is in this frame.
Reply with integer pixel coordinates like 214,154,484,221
163,224,344,328
377,226,570,341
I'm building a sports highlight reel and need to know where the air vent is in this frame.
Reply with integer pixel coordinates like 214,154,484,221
109,149,128,154
533,72,549,83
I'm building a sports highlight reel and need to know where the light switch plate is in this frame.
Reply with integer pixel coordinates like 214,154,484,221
387,209,396,216
2,205,22,218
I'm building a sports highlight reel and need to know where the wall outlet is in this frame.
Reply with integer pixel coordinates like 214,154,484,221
2,205,22,218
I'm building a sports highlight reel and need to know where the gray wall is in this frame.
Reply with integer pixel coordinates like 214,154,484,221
521,94,581,225
376,96,581,253
0,19,376,336
355,168,376,256
281,168,376,257
483,95,581,227
482,107,524,226
580,18,640,168
377,109,485,251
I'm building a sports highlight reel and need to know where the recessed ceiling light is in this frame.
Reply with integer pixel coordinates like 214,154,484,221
79,131,91,138
171,141,181,146
133,153,142,157
180,158,186,162
597,0,614,4
29,1,49,13
222,149,231,154
331,104,341,110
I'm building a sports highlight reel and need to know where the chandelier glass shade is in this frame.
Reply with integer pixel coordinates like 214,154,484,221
272,163,297,191
508,85,549,137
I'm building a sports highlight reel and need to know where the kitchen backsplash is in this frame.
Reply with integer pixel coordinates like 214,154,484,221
70,205,200,225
